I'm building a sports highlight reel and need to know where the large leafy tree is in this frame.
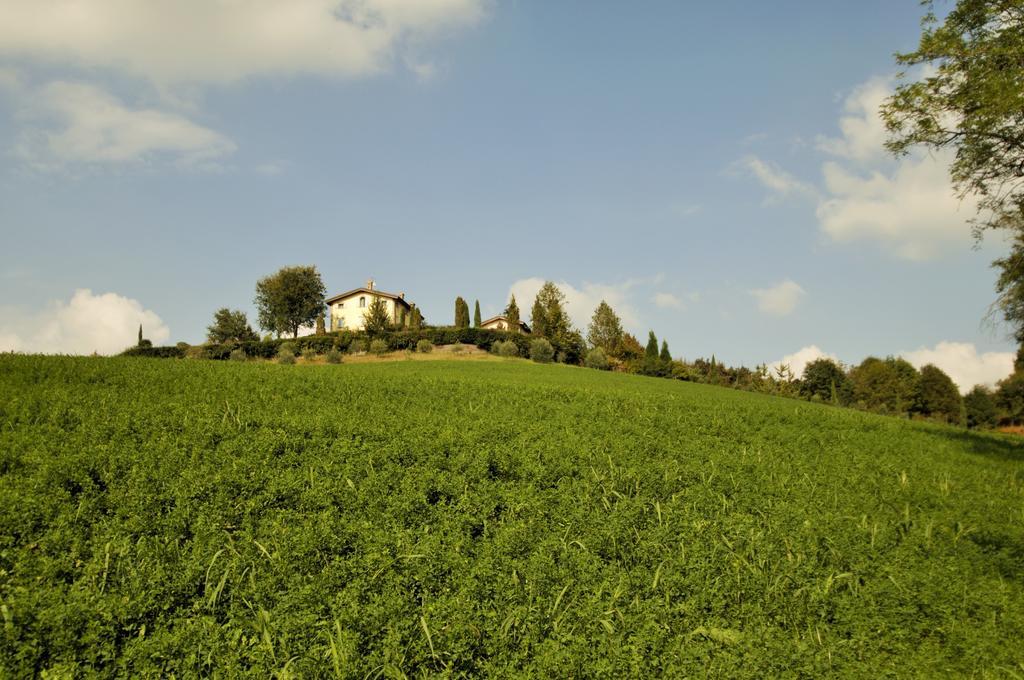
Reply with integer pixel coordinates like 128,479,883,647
913,364,963,423
849,356,920,415
801,357,851,404
882,1,1024,335
505,295,521,332
964,384,998,428
207,308,259,344
254,266,326,339
533,282,572,342
530,297,547,338
587,301,624,355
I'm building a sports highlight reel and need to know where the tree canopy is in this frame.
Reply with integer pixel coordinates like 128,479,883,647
531,282,572,343
505,295,521,332
364,296,392,334
587,301,624,356
207,308,259,344
473,300,481,328
454,297,470,329
913,364,963,423
801,357,850,404
883,1,1024,335
849,357,919,415
254,266,326,339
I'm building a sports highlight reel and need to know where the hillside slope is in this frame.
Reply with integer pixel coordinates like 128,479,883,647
1,356,1023,676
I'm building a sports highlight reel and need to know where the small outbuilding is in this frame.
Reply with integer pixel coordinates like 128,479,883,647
480,315,531,333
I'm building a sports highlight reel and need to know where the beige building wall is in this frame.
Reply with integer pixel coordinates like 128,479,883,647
481,318,509,331
331,294,402,331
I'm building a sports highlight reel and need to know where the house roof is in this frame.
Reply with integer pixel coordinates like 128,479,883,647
481,315,531,333
326,287,412,309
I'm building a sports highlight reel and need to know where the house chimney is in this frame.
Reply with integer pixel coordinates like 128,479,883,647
366,278,375,291
399,292,405,299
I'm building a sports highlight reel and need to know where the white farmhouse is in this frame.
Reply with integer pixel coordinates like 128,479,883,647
327,280,412,331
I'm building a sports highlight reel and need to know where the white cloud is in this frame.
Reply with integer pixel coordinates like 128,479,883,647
0,0,485,85
739,155,815,200
769,345,838,380
15,81,235,167
750,280,805,316
653,292,683,309
0,289,170,355
815,76,891,163
901,341,1014,393
816,153,975,260
508,277,646,333
737,74,976,260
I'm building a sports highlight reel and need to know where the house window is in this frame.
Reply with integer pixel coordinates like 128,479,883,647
359,296,366,308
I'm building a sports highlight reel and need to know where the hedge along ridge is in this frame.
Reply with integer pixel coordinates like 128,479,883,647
120,327,539,361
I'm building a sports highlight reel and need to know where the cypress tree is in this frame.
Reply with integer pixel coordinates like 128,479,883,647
138,324,143,346
454,297,470,328
473,300,481,327
645,331,659,360
505,295,521,332
660,340,671,362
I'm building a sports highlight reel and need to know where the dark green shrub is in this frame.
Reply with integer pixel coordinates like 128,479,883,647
349,340,366,354
584,348,610,370
185,346,207,360
370,339,388,355
278,342,297,357
229,349,246,362
417,339,434,353
326,349,343,364
301,347,317,362
530,338,555,363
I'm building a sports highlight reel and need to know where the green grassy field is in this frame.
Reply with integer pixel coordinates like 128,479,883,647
1,355,1023,677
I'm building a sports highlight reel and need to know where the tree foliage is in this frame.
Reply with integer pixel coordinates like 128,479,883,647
645,331,659,361
207,308,259,344
883,1,1024,334
505,295,521,332
801,358,850,404
964,384,998,428
913,364,963,423
587,301,623,356
254,265,326,339
531,282,572,342
473,300,481,328
849,357,919,415
364,296,392,335
454,297,470,329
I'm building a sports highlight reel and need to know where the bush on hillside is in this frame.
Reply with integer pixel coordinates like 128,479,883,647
229,349,246,362
370,339,388,355
493,340,519,357
277,342,297,357
451,341,464,354
301,347,317,362
530,338,555,363
417,339,434,353
326,349,343,364
185,346,207,360
584,347,610,370
349,340,366,354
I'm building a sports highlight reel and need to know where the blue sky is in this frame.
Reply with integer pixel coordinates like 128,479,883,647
0,1,1015,389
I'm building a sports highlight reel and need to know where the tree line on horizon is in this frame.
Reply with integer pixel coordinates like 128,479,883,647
182,265,1024,432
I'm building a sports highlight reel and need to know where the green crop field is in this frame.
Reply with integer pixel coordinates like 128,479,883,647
1,355,1023,677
